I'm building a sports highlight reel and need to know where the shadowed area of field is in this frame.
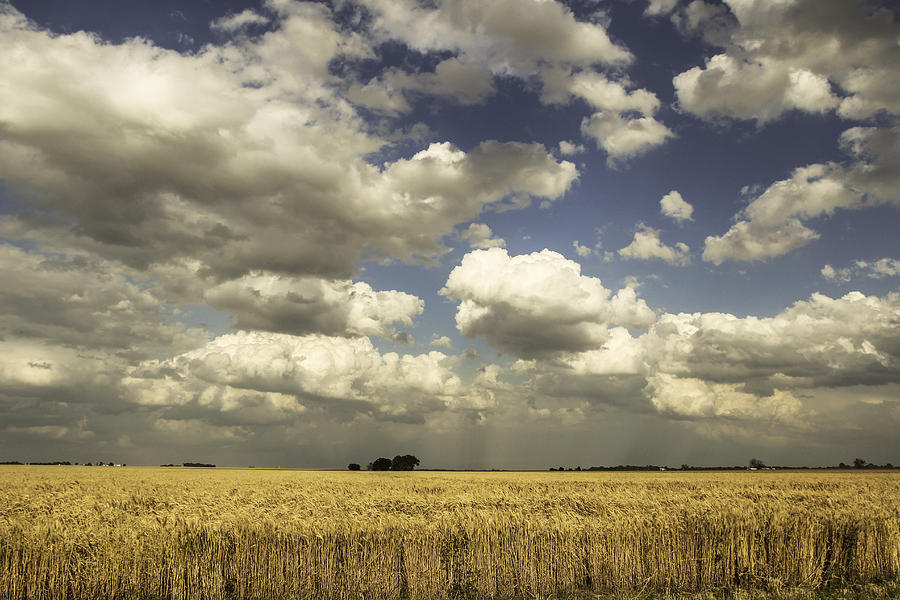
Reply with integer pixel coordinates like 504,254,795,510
1,467,898,599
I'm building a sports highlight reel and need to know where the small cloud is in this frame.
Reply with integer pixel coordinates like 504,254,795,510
572,240,594,257
460,223,506,249
822,258,900,282
558,140,586,156
430,335,453,348
391,332,414,345
463,345,479,360
644,0,679,17
619,223,691,266
659,190,694,222
211,9,269,32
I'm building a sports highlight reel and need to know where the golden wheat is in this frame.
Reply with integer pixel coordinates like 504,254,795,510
1,467,898,599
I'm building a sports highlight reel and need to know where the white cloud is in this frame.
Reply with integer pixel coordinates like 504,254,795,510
646,373,802,420
440,248,656,357
430,335,453,349
645,0,679,17
346,58,495,114
675,55,838,123
210,9,268,32
572,240,594,257
551,72,673,164
460,223,506,249
822,258,900,282
702,163,862,264
0,5,577,284
359,0,632,78
126,331,465,418
568,72,660,115
558,140,585,156
204,274,423,338
519,290,900,423
659,190,694,222
0,244,206,356
673,0,899,123
619,224,691,266
670,0,738,46
581,111,674,165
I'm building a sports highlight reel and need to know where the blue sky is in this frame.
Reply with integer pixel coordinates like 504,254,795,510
0,0,898,468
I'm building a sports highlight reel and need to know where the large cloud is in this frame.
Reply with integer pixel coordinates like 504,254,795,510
124,331,469,418
703,124,900,264
440,248,655,357
516,290,900,421
355,0,674,164
673,0,899,123
204,275,423,338
359,0,632,77
0,244,205,357
565,73,673,164
672,0,900,264
0,4,576,284
345,58,495,115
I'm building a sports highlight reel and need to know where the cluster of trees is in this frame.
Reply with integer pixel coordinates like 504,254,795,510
548,458,897,472
161,462,216,467
839,458,895,469
348,455,420,471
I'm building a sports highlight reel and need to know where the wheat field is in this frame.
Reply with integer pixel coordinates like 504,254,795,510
1,466,898,600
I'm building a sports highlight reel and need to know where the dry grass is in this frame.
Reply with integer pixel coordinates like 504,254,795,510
1,467,898,599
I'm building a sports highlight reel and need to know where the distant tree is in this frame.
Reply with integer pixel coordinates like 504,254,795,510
391,455,420,471
749,458,766,469
681,464,691,471
853,458,869,469
370,457,392,471
348,463,361,471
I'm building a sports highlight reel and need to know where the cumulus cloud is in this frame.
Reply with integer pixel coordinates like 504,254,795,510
659,190,694,222
644,0,679,17
460,223,506,249
702,163,864,264
359,0,632,78
0,5,577,284
572,240,594,257
203,274,423,338
646,293,896,387
675,1,900,264
0,244,206,356
646,374,802,421
125,331,464,419
517,290,900,422
568,72,661,115
673,0,899,123
581,111,674,165
670,0,738,46
554,72,673,164
558,140,585,156
430,335,453,349
346,58,495,114
210,9,269,32
440,248,656,357
822,258,900,282
619,224,691,266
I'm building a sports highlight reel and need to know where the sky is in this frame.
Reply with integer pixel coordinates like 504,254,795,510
1,0,898,469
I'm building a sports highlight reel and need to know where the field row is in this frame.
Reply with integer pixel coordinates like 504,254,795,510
1,468,898,599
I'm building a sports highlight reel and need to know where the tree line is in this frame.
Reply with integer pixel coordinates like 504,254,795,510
348,455,420,471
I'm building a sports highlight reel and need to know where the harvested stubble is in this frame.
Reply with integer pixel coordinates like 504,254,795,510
1,467,898,600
